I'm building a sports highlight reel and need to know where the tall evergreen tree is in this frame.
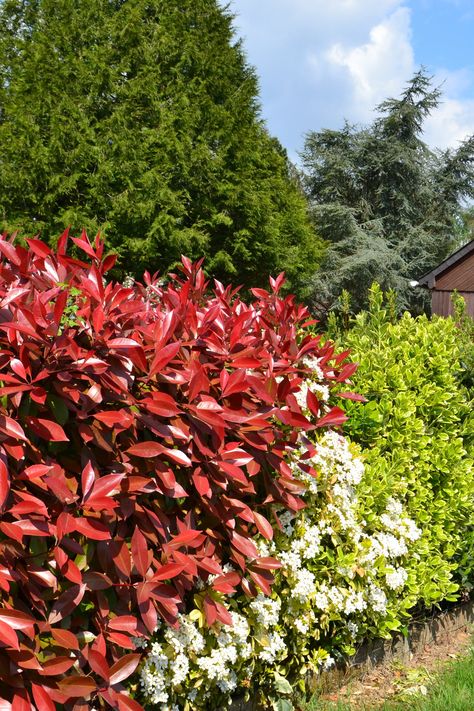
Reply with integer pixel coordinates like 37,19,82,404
302,71,474,314
0,0,323,294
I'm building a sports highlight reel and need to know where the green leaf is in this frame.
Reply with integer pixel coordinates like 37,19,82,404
273,674,293,696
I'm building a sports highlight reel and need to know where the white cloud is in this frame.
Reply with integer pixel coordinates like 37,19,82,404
424,97,474,149
323,8,414,123
228,0,474,155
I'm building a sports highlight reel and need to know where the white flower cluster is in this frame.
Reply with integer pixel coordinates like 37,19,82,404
138,612,252,709
278,430,421,625
294,356,331,410
137,357,425,709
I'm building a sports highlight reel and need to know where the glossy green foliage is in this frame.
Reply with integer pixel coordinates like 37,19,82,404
341,285,474,599
0,0,323,296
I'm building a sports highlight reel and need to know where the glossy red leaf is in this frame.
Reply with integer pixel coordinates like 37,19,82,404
0,609,36,631
0,460,9,511
107,615,139,634
48,584,86,625
31,685,55,711
39,656,76,676
10,695,31,711
0,620,19,650
252,511,274,540
51,628,79,650
116,694,146,711
59,675,97,699
315,406,348,428
88,650,110,682
149,341,182,376
231,531,258,558
150,562,186,581
127,441,163,458
337,391,367,402
26,417,69,442
166,530,205,549
131,527,149,577
81,461,96,500
0,416,28,441
109,654,141,686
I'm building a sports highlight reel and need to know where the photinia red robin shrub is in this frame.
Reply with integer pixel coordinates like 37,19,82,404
0,230,358,709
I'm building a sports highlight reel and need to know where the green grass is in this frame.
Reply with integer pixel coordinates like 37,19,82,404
305,643,474,710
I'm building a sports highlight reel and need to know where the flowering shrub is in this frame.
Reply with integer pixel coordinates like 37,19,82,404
0,231,357,709
136,376,423,710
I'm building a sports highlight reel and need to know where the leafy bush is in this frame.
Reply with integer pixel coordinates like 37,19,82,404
340,285,474,600
135,428,425,710
0,231,354,709
452,291,474,392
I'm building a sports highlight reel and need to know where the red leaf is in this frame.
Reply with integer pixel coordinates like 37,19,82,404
81,461,96,500
0,416,28,441
131,527,150,577
203,595,218,626
51,628,79,650
109,654,141,686
231,531,258,559
11,695,31,711
116,694,145,711
127,442,163,458
59,675,97,699
48,584,86,625
315,406,347,429
39,656,76,676
71,236,97,259
88,650,110,682
74,518,111,540
107,632,137,650
252,556,282,570
0,609,35,631
166,530,205,549
149,342,182,376
26,417,69,441
94,411,133,427
252,511,273,540
211,572,241,594
141,394,181,417
337,391,367,402
26,238,52,259
107,616,139,634
335,362,358,382
0,287,30,308
0,460,9,511
0,239,21,266
249,568,273,595
0,619,19,650
150,562,186,581
31,685,55,711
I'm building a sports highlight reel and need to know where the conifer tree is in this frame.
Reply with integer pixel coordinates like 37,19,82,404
302,71,474,314
0,0,322,294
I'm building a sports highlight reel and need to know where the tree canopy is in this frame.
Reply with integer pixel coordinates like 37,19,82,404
301,70,474,314
0,0,323,294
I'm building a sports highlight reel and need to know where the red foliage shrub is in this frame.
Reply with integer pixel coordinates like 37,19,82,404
0,230,356,709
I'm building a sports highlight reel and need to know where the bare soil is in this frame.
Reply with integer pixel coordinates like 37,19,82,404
317,624,473,708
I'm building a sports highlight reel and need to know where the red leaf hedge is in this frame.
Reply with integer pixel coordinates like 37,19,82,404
0,231,356,709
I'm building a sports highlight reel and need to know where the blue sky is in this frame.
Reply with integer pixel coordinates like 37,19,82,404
226,0,474,161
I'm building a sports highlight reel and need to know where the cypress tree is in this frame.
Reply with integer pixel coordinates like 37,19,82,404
0,0,323,294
